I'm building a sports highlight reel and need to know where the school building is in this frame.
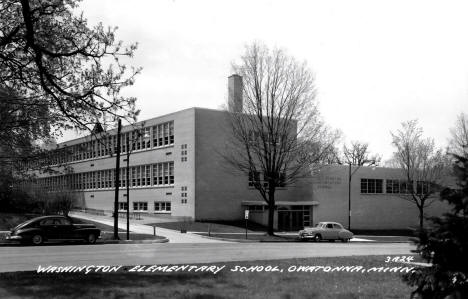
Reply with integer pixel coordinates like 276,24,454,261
27,76,450,231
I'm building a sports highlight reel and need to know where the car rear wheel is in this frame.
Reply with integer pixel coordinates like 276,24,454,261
86,233,97,244
31,234,43,245
314,234,322,242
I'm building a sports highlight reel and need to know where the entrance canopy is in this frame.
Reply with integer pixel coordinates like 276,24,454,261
241,201,319,206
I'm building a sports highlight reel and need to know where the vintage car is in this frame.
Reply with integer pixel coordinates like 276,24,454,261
298,222,353,242
6,215,101,245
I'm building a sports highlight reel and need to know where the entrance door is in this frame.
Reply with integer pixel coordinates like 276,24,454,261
278,210,290,231
278,210,305,231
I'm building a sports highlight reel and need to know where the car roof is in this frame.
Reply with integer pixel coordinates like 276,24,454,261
30,215,67,222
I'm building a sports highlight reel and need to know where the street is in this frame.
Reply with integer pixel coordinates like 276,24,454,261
0,242,415,273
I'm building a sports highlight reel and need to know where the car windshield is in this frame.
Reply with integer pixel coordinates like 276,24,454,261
315,223,324,228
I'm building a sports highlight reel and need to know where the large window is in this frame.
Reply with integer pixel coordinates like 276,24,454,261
118,202,128,211
152,162,174,186
360,178,383,194
154,201,171,212
133,202,148,211
152,121,174,148
248,171,261,187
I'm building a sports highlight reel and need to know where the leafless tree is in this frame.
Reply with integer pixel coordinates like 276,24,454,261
225,43,339,235
448,112,468,157
343,141,381,166
391,120,447,230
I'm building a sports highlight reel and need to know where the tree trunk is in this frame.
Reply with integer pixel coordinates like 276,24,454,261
418,207,424,231
267,190,275,236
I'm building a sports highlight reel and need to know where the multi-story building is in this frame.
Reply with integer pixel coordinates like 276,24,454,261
26,76,451,231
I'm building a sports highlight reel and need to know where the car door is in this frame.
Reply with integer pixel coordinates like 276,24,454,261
323,223,335,239
40,218,60,240
332,224,343,239
55,218,75,239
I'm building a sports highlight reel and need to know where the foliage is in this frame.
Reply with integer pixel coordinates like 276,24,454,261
448,113,468,157
225,42,339,235
0,0,141,133
390,120,447,230
403,154,468,298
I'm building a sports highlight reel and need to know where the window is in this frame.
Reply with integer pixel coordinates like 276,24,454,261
400,180,413,194
181,187,188,201
133,202,147,211
249,205,264,212
152,122,174,148
132,167,137,187
118,202,128,211
143,127,151,149
360,178,383,194
248,171,261,187
169,162,174,184
163,163,169,184
145,165,151,186
154,201,171,212
169,122,174,144
417,181,431,195
164,123,169,145
386,179,400,194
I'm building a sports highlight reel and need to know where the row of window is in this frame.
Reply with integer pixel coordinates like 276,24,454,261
25,121,175,168
361,178,433,195
118,201,172,212
33,162,175,191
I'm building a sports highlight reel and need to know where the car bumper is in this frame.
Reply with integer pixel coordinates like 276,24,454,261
298,233,316,238
5,235,23,241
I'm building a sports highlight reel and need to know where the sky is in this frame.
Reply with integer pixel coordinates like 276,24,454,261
63,0,468,161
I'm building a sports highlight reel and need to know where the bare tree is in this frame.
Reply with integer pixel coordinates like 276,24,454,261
391,120,446,230
448,112,468,157
225,43,339,235
343,141,381,166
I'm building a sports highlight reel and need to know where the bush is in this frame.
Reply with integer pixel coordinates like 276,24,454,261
403,154,468,298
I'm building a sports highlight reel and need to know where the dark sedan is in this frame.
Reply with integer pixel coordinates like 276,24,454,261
6,215,101,245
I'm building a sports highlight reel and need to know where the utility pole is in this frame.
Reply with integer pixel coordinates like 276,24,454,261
126,135,130,240
113,119,122,240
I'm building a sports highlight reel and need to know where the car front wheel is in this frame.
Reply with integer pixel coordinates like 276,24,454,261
86,233,97,244
314,234,322,242
31,234,43,245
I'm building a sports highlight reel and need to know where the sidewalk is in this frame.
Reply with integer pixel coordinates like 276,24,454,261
69,211,232,244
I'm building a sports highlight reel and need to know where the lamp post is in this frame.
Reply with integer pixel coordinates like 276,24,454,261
348,161,376,231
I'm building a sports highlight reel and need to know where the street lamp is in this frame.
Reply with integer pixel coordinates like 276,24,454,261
348,161,376,231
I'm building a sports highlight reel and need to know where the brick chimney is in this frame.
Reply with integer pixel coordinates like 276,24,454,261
228,74,243,113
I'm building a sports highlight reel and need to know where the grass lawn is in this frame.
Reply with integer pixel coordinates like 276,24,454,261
197,232,296,242
0,255,419,298
149,220,268,233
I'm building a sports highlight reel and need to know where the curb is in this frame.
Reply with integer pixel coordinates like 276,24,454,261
195,234,260,243
100,238,169,244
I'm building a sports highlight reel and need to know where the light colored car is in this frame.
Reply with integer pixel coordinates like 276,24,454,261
298,222,353,242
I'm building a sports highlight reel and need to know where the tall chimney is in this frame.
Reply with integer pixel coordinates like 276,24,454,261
228,74,243,113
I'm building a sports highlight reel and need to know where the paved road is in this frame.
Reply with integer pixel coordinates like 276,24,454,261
0,242,415,273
